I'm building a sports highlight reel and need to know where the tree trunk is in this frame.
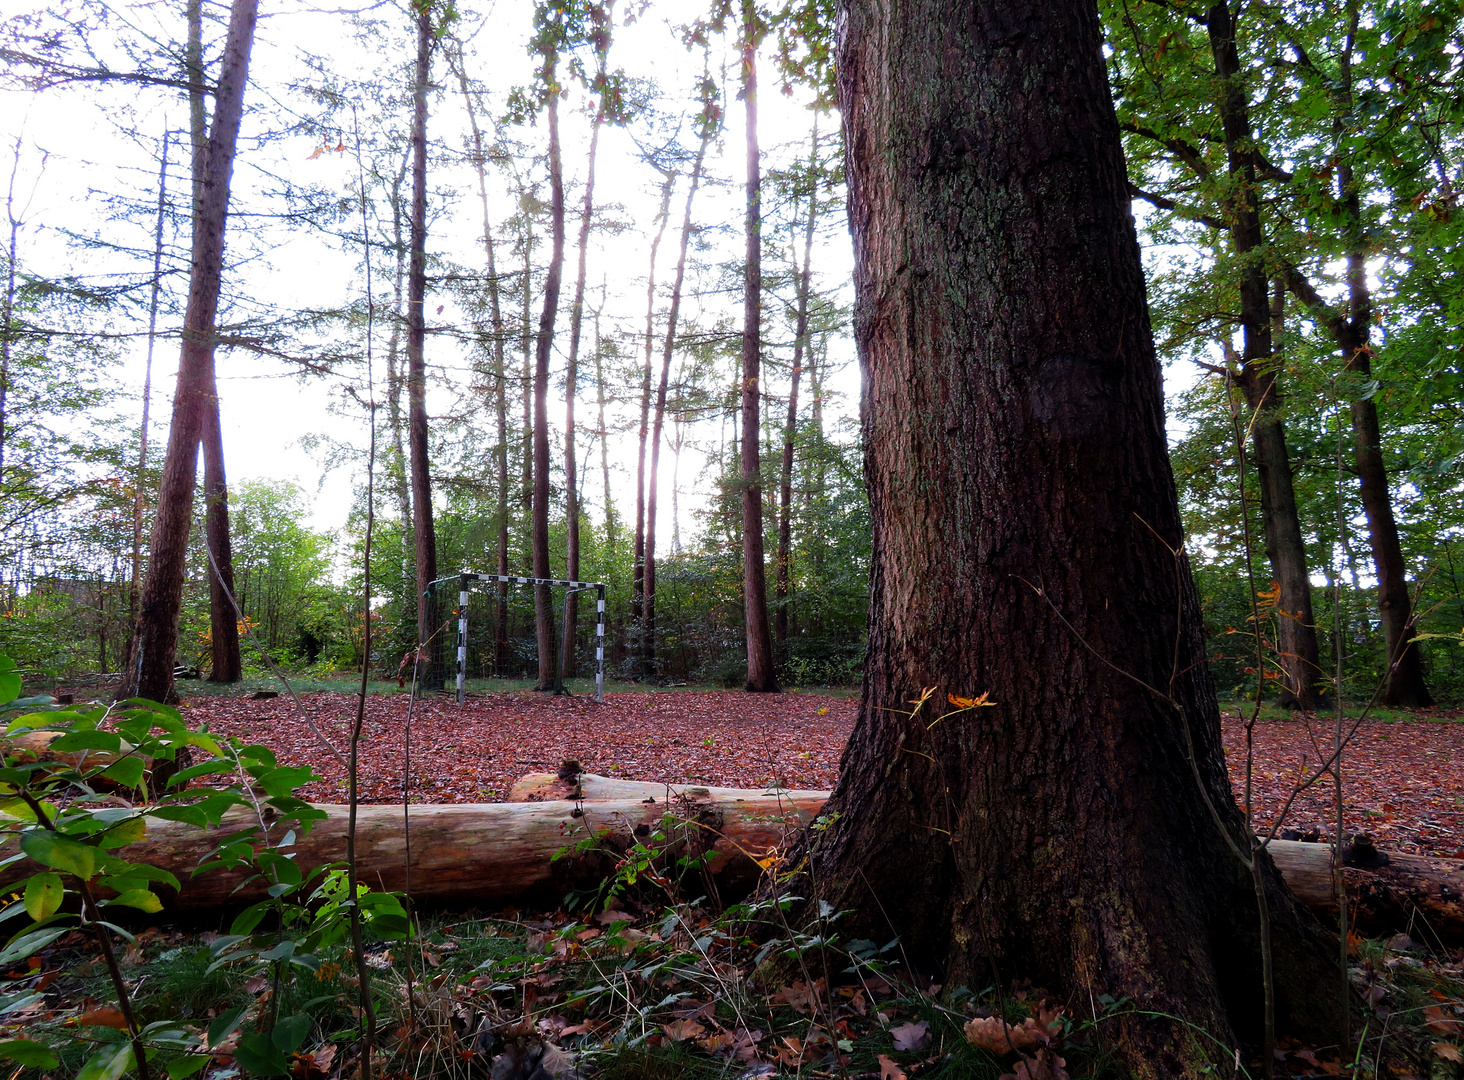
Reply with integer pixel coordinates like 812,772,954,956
531,56,566,693
188,0,241,685
448,41,512,677
776,117,820,657
594,304,615,561
631,173,676,667
1333,160,1431,707
406,3,438,649
130,129,170,631
130,0,258,704
646,96,713,677
383,151,413,558
1207,0,1324,711
812,0,1341,1070
740,2,778,693
561,74,608,680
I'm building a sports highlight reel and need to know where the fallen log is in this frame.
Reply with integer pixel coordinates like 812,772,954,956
0,781,826,910
0,774,1457,943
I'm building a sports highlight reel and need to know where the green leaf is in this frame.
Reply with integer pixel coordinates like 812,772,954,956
23,873,63,921
0,657,21,706
207,1005,249,1050
20,831,98,879
97,816,147,848
271,1014,312,1053
75,1043,134,1080
168,760,233,786
0,926,69,966
256,766,314,798
166,1055,211,1079
103,889,163,913
231,901,271,936
100,757,146,789
233,1032,290,1077
49,731,124,755
0,1038,59,1069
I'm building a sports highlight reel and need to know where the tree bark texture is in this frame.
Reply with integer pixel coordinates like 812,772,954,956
132,0,258,704
646,118,712,676
1207,0,1324,711
740,4,778,694
776,120,821,656
406,3,438,648
816,0,1341,1071
531,65,566,692
188,0,241,685
1333,170,1431,707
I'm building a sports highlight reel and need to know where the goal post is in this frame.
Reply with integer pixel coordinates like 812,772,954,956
426,573,607,704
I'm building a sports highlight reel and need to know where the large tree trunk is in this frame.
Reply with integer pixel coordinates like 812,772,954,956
406,4,438,649
646,101,713,677
449,41,513,677
187,0,241,686
740,2,778,694
776,118,821,658
130,0,257,704
811,0,1341,1071
1208,0,1324,712
531,58,566,693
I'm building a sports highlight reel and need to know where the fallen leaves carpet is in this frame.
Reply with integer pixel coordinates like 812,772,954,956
180,691,1463,856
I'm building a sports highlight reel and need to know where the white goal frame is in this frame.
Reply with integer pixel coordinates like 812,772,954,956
429,573,607,704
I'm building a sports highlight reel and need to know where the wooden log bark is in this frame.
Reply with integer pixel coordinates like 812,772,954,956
2,774,1457,943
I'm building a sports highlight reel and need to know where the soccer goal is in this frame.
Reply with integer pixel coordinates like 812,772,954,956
425,573,608,704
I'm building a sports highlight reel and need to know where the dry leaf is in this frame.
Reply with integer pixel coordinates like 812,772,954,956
662,1018,706,1042
890,1020,930,1052
964,1016,1049,1054
878,1053,907,1080
1003,1049,1068,1080
1425,1006,1462,1036
1433,1043,1462,1063
772,979,824,1015
78,1005,128,1029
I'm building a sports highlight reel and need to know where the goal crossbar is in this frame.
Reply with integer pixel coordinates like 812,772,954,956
427,573,608,703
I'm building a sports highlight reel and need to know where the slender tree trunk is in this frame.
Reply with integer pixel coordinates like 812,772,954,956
561,104,606,679
0,143,19,492
187,0,241,684
1207,0,1323,710
382,152,413,591
594,304,614,557
406,3,438,647
131,0,257,703
531,58,566,692
131,130,169,630
449,41,512,675
646,106,712,677
776,118,820,657
810,1,1341,1071
739,2,778,693
631,173,675,665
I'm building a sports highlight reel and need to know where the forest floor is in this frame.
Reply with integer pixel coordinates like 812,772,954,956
179,689,1464,857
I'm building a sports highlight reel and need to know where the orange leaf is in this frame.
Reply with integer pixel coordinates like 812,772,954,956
79,1005,129,1029
306,147,325,160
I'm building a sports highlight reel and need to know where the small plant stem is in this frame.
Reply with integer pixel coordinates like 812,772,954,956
77,875,151,1080
1333,388,1349,1047
348,99,379,1080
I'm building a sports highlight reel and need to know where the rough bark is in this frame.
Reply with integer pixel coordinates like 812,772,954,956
1207,0,1324,711
406,3,438,648
740,2,778,694
130,0,257,704
531,58,566,693
776,119,820,657
812,0,1341,1071
187,0,241,685
646,113,712,676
